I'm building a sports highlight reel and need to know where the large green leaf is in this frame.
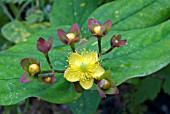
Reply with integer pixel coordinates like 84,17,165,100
50,0,98,27
82,0,170,37
80,19,170,85
68,91,101,114
0,26,81,105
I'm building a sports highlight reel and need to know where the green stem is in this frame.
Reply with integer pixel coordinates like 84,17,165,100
36,0,40,8
97,37,102,55
44,52,54,72
41,69,65,74
100,46,115,56
70,43,76,52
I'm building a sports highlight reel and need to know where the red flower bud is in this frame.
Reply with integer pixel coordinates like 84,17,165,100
110,34,126,47
37,37,53,53
88,18,112,37
57,23,80,45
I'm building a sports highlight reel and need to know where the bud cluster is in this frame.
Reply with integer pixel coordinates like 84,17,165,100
20,18,127,98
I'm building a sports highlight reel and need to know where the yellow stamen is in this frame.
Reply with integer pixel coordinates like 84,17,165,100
66,33,76,40
28,64,40,74
94,26,101,34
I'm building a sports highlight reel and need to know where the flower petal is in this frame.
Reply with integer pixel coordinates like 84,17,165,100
68,52,82,68
88,18,100,33
20,72,33,83
29,57,39,64
103,20,112,35
57,29,69,44
64,67,80,82
68,23,80,37
47,36,53,50
104,87,119,95
81,51,98,65
20,58,30,71
93,65,105,79
97,85,106,98
119,40,127,46
68,36,80,45
79,78,94,90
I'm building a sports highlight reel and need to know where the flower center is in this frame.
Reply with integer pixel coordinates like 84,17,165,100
94,26,101,34
28,64,40,74
80,62,88,72
66,33,76,40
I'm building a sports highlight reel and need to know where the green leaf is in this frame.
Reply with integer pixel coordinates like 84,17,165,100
80,19,170,85
134,77,162,104
67,91,101,114
50,0,98,28
82,0,170,37
1,21,50,43
0,26,81,105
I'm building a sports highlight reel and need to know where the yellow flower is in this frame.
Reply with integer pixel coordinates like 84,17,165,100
64,50,105,89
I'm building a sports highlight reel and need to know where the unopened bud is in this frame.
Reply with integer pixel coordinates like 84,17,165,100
28,64,40,74
43,76,52,83
101,79,110,90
